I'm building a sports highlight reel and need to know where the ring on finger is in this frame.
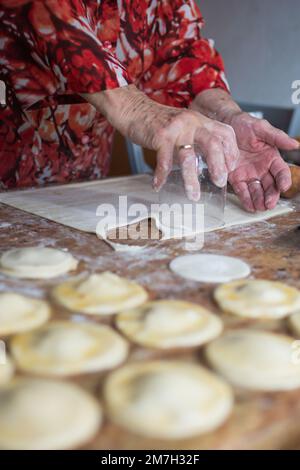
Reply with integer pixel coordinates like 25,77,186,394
178,144,193,151
248,179,262,186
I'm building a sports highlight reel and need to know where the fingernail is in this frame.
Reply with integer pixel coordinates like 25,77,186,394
216,175,228,188
153,177,160,192
191,190,201,202
185,186,194,200
193,191,200,201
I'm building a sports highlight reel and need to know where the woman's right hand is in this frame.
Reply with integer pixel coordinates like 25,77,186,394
82,85,239,201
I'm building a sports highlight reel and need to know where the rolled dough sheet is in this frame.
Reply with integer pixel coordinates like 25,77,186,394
0,175,293,246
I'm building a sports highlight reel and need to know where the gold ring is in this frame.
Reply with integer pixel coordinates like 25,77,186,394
248,179,261,186
178,144,193,150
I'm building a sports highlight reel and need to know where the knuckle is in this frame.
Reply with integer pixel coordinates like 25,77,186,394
173,109,195,127
208,135,222,148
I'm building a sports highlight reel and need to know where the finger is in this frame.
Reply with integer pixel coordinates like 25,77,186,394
231,181,255,212
255,119,299,150
247,180,266,211
206,144,228,188
177,146,201,201
216,123,240,171
153,143,174,191
269,157,292,192
222,137,240,173
261,173,280,210
196,132,228,188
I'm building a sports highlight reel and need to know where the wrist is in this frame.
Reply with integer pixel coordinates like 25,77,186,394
192,88,242,125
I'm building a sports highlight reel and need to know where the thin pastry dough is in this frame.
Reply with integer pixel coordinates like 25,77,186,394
116,300,223,349
170,254,251,283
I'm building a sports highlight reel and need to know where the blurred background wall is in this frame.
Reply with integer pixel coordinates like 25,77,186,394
199,0,300,108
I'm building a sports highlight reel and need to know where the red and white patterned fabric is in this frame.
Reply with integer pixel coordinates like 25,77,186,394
0,0,229,188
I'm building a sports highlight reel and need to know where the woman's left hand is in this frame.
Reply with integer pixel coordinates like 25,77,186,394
228,112,299,212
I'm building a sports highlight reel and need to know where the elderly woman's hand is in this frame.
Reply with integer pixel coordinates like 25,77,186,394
82,85,239,201
227,112,297,212
192,88,299,211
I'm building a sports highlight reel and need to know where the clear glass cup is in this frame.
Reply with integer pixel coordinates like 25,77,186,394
158,145,226,234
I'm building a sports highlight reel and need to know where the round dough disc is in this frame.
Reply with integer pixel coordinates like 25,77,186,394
0,292,50,336
116,300,223,349
52,272,148,315
169,254,251,283
0,247,78,279
11,321,129,376
206,329,300,391
104,361,233,439
214,279,300,319
0,356,14,386
0,378,102,449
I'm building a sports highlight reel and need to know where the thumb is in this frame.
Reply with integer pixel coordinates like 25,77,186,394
256,119,299,150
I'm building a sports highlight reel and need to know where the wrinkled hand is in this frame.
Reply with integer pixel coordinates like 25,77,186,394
82,85,239,201
151,108,239,200
228,112,299,212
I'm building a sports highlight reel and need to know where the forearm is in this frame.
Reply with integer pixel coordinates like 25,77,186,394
81,85,177,150
190,88,242,125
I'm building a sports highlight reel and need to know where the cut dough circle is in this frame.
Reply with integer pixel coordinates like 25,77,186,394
289,312,300,337
104,360,233,439
0,378,102,449
0,356,14,386
11,321,129,377
0,247,78,279
169,254,251,283
214,279,300,319
0,292,50,336
116,300,223,349
52,272,148,315
206,329,300,391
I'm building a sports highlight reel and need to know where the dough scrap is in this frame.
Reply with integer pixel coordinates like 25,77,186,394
11,321,128,376
0,247,78,279
214,279,300,319
52,272,148,315
116,300,223,349
170,253,251,283
0,292,50,336
0,356,14,385
0,378,102,449
104,360,233,439
206,329,300,391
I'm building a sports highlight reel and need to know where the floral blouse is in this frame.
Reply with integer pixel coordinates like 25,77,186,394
0,0,229,188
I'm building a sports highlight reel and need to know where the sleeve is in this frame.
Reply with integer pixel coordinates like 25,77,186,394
139,0,230,108
0,0,132,109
